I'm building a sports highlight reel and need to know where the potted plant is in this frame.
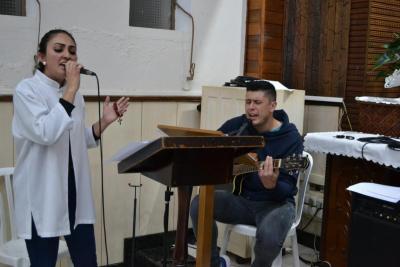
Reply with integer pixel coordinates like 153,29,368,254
373,32,400,88
355,33,400,137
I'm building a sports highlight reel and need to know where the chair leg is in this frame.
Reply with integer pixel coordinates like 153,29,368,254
249,236,255,263
291,233,300,267
271,248,282,267
65,255,73,267
220,225,233,255
17,257,30,267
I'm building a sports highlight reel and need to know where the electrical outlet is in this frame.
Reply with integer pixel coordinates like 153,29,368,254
315,198,323,209
305,190,324,219
308,191,323,206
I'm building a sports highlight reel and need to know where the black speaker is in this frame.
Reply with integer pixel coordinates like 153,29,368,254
348,193,400,267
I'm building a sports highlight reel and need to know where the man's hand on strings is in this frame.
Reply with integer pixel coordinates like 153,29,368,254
258,156,279,189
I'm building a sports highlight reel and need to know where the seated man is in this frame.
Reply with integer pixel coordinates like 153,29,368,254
190,80,303,267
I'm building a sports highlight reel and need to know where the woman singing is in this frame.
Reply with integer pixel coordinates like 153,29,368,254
12,29,129,267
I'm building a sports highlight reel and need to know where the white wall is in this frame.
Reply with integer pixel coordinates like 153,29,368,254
0,0,246,96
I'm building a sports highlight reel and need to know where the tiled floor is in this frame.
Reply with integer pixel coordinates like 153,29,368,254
229,244,316,267
189,243,319,267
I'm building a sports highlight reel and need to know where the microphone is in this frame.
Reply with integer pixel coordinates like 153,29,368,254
61,63,96,76
80,67,96,76
227,118,250,136
236,119,249,136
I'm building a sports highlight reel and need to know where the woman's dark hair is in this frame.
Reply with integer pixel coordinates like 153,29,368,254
36,29,76,71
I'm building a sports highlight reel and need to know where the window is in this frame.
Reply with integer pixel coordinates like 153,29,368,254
0,0,25,16
129,0,174,30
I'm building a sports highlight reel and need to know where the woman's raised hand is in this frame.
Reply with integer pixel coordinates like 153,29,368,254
102,96,130,125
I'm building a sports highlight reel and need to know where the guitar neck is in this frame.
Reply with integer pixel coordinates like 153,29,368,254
233,159,282,176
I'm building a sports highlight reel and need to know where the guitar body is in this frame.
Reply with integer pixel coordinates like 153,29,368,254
231,154,309,196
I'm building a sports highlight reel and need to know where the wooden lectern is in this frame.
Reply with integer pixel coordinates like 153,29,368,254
118,135,264,267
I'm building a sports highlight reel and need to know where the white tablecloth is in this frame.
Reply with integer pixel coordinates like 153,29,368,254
304,131,400,169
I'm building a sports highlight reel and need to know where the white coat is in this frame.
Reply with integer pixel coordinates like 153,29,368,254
12,70,97,239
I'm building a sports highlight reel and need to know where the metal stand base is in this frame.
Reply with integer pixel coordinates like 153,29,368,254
129,183,142,267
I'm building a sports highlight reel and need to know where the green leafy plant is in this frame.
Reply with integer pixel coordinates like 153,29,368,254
373,33,400,78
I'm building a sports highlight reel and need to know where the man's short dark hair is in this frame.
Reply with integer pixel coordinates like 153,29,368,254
246,80,276,101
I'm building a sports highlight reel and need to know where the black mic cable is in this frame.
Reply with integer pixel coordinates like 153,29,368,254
93,72,110,266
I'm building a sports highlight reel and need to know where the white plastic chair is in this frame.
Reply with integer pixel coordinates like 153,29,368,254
220,151,314,267
0,167,72,267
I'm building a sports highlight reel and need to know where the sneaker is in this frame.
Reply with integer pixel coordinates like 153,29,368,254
219,255,230,267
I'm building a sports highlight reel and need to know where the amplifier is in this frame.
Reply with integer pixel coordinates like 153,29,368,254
348,193,400,267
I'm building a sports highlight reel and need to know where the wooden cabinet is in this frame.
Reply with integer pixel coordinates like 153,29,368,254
320,155,400,267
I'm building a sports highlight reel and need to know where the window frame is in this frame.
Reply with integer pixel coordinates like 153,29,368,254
129,0,175,30
0,0,26,16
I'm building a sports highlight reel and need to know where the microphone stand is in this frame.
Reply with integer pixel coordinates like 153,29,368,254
129,183,142,267
163,186,174,267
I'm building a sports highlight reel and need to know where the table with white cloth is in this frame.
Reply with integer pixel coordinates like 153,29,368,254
304,131,400,267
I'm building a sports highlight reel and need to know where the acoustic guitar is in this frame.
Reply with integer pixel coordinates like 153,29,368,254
232,154,309,195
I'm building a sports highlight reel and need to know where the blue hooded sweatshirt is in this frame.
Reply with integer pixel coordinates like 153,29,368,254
218,110,303,202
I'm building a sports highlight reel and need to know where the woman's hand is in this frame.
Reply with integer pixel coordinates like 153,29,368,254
102,96,130,125
258,156,279,189
65,61,81,90
92,96,130,138
63,61,82,103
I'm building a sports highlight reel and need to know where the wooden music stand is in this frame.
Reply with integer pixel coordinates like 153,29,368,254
158,124,259,168
158,124,224,137
118,133,264,267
